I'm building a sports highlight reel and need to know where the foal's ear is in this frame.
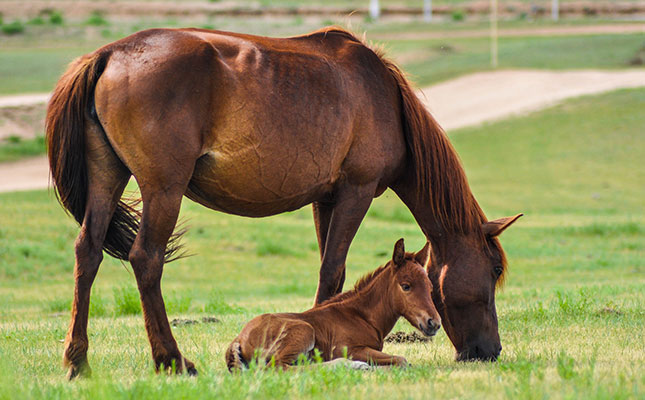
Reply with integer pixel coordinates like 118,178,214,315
482,214,523,237
392,238,405,267
414,241,431,267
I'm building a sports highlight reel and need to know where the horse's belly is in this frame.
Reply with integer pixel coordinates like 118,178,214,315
186,150,336,217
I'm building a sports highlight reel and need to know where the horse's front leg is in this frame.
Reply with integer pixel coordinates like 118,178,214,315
129,188,196,375
313,183,377,305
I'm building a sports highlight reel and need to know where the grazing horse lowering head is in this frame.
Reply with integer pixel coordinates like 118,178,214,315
389,239,441,337
426,214,523,361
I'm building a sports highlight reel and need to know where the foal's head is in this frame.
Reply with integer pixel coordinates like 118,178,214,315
388,239,441,337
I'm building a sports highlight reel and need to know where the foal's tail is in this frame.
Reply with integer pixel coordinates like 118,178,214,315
46,51,182,261
225,339,247,372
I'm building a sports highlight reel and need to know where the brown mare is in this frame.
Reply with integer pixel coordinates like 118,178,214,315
226,239,441,370
46,26,521,378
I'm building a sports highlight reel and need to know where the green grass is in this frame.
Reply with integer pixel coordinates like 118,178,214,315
0,88,643,397
0,136,46,162
387,33,645,85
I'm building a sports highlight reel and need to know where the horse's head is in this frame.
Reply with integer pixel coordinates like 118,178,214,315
389,239,441,337
427,214,522,362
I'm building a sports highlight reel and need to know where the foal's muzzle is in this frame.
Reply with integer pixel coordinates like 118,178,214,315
420,318,441,337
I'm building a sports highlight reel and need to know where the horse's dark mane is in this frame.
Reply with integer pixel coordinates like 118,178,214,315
319,250,433,307
321,27,488,237
317,27,508,277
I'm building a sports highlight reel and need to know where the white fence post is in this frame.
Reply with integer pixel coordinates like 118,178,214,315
424,0,432,22
369,0,380,20
552,0,559,20
490,0,498,67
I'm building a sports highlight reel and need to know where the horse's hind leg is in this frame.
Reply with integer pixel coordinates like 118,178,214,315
64,121,130,379
128,182,196,375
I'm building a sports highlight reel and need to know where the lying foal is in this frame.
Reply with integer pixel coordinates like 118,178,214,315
226,239,441,370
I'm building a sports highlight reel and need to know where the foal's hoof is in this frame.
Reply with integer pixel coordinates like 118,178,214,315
186,364,198,376
322,358,373,371
182,357,198,376
348,360,372,371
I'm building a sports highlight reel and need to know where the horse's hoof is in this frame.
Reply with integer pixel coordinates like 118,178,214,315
158,356,197,376
66,362,92,380
183,357,198,376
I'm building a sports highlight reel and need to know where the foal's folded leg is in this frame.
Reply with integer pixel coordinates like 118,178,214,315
349,347,409,367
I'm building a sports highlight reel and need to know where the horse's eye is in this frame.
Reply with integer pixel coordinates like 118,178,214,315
401,283,411,291
494,266,504,277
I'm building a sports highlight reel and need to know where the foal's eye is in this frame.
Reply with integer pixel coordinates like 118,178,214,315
401,283,411,291
494,266,504,277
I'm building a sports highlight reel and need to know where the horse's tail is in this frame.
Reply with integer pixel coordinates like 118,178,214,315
380,57,485,234
46,51,183,262
225,339,247,372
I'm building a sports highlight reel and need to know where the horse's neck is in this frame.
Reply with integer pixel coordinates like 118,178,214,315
344,274,400,340
394,183,481,262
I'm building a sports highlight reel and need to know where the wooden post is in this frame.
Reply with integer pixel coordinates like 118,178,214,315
490,0,498,67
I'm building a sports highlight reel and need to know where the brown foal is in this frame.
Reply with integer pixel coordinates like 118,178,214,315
226,239,441,370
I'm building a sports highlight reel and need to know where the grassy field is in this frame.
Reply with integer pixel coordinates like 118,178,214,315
0,87,643,398
0,136,45,162
0,16,643,94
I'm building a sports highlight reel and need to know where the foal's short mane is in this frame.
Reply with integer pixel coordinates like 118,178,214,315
318,263,390,307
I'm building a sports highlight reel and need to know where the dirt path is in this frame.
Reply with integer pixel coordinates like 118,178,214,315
421,69,645,131
1,68,644,193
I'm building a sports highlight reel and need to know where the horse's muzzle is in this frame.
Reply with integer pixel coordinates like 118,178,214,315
456,343,502,362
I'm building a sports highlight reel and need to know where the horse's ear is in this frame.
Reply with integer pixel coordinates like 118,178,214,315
392,238,405,267
482,214,523,237
414,241,431,267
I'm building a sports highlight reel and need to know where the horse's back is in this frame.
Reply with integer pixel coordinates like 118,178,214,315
93,28,406,215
